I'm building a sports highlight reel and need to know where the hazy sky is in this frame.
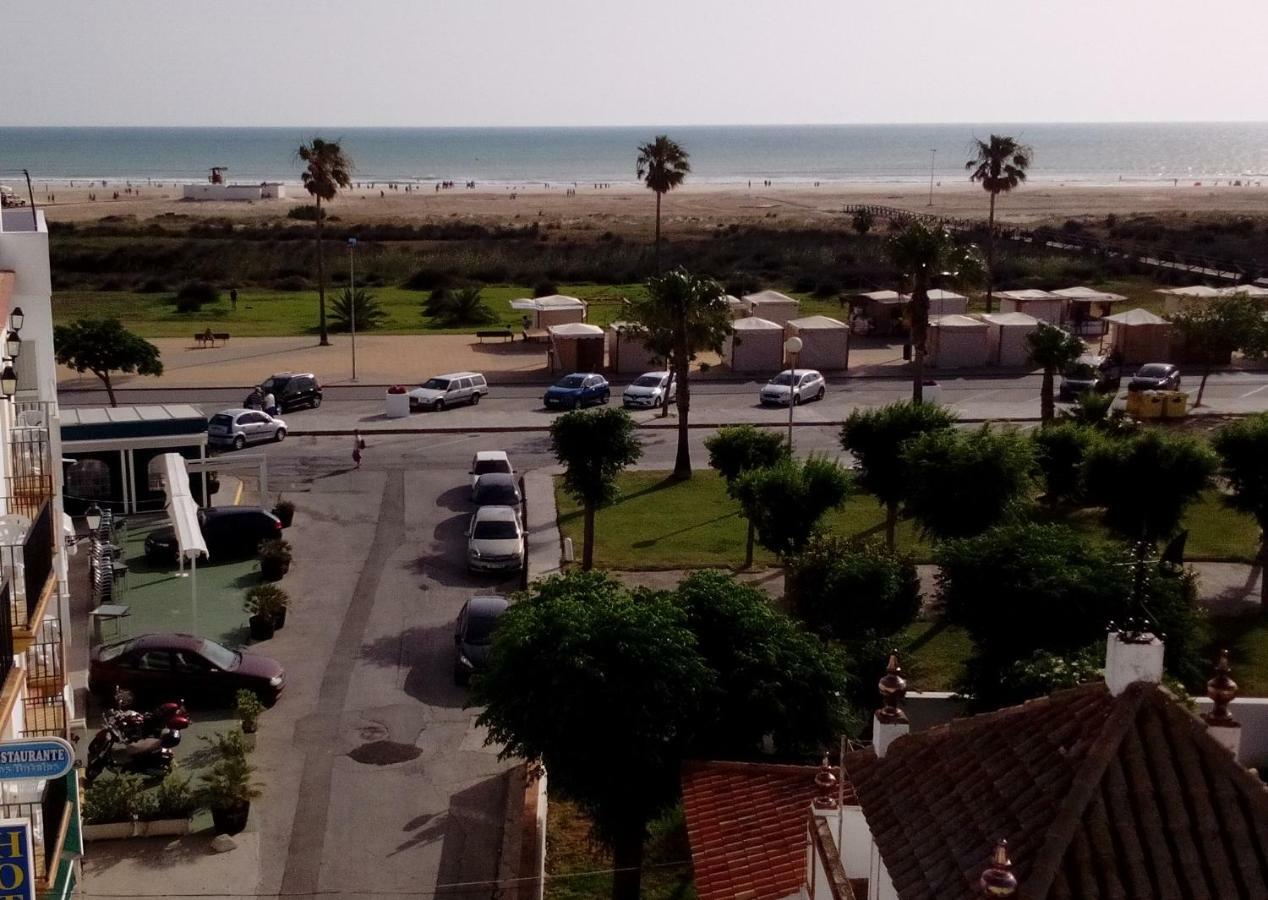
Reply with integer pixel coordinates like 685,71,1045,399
4,0,1265,126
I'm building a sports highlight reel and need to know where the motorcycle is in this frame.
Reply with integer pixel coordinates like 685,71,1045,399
104,689,189,744
85,690,190,784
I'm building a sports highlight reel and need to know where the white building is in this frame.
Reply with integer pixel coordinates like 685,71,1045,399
0,206,82,899
181,182,286,201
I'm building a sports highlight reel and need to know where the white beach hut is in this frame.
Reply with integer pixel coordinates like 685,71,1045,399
742,290,800,326
926,289,970,317
1157,284,1268,314
856,290,909,336
785,315,850,371
980,312,1043,367
549,322,606,373
725,295,751,320
1052,286,1127,336
723,317,785,374
1104,309,1172,365
927,314,991,369
995,289,1065,325
608,322,660,374
510,294,588,330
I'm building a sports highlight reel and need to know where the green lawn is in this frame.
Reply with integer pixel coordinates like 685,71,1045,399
900,621,973,692
555,473,1259,571
52,283,647,338
1208,616,1268,695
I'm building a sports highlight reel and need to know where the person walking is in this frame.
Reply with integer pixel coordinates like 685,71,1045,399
263,391,278,417
229,287,238,311
352,430,365,468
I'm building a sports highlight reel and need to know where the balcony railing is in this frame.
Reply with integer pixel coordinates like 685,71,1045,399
21,616,66,740
5,401,52,520
0,580,13,687
2,499,52,631
0,772,72,886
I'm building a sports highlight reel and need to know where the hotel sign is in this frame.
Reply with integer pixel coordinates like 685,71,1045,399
0,738,75,782
0,820,33,900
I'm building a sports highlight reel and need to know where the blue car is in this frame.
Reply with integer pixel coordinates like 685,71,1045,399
544,373,610,409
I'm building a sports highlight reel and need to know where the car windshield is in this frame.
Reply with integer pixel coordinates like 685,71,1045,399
1065,364,1097,379
465,613,501,645
474,521,519,540
632,375,663,388
199,639,239,670
210,414,234,427
769,373,796,386
474,459,511,476
421,378,450,391
1137,365,1170,378
98,640,135,662
475,483,518,505
556,375,586,388
262,377,291,393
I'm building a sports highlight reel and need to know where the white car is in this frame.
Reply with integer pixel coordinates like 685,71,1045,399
408,372,489,411
470,451,514,495
759,369,826,406
622,372,677,409
207,408,288,449
466,506,525,573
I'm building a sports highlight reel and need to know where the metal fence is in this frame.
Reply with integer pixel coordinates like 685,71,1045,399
5,401,52,521
0,580,13,688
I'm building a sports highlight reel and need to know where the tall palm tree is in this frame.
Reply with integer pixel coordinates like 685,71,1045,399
886,223,983,403
635,136,691,273
1026,323,1085,423
966,135,1032,313
297,138,353,346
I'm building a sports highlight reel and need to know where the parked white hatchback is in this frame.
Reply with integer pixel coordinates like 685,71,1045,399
466,506,525,573
208,408,288,450
622,371,677,409
470,451,514,495
408,372,489,411
759,369,827,406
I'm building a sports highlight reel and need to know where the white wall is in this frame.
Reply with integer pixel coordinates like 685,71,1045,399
181,183,267,201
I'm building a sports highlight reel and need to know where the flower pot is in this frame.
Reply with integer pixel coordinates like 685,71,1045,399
248,615,275,642
260,559,289,582
385,390,411,419
211,802,250,836
272,606,287,630
140,818,192,838
83,821,140,841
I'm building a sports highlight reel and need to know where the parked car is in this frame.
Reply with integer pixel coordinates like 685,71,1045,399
408,372,489,411
208,408,288,450
89,634,285,705
466,505,525,573
1127,363,1182,392
1059,355,1122,401
245,373,322,411
145,506,283,563
472,473,522,508
453,595,509,685
622,371,676,409
760,369,827,406
544,373,610,409
470,451,514,494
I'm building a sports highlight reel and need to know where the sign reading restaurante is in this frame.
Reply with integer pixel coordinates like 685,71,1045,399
0,738,75,782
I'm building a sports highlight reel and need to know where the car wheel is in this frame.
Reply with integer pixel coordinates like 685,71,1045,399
435,399,446,411
233,434,246,450
816,387,825,401
571,398,581,410
311,395,322,409
792,393,801,406
274,428,286,443
470,392,481,406
600,392,610,404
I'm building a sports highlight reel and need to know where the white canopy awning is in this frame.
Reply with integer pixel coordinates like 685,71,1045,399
510,294,586,311
161,453,207,561
1105,308,1168,326
1052,286,1127,303
1156,286,1222,298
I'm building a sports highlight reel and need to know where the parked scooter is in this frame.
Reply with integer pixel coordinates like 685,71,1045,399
104,688,189,745
85,690,189,784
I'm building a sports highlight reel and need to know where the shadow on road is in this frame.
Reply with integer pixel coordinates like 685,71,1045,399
358,623,468,709
432,772,512,898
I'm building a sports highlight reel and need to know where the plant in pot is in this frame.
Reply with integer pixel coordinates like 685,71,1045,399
244,584,285,641
142,768,196,835
237,688,265,735
83,772,152,837
272,498,295,528
199,730,261,836
257,538,292,581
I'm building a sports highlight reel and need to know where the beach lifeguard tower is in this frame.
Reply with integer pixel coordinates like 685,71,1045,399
208,166,229,185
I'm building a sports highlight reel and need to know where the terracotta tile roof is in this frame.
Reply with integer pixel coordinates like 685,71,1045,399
682,760,857,900
845,681,1268,900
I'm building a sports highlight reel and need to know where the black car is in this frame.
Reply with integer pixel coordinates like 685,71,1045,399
145,507,283,562
1059,355,1122,401
1127,363,1181,392
453,595,508,684
246,373,322,412
90,633,285,705
472,473,522,508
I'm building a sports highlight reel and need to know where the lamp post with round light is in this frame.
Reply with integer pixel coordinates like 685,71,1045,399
783,335,803,449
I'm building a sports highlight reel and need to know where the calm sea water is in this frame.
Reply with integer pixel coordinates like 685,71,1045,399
2,123,1266,186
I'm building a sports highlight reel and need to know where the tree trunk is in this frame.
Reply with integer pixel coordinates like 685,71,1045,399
745,520,755,569
316,195,329,346
99,371,117,407
582,502,596,571
1259,534,1266,610
672,328,692,481
984,192,997,314
653,192,662,274
1040,366,1055,422
1195,362,1210,407
885,499,897,550
659,369,670,418
611,828,645,900
910,276,929,404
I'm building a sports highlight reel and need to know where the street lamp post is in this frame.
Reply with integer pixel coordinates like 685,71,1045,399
927,149,937,207
783,336,803,449
347,237,358,383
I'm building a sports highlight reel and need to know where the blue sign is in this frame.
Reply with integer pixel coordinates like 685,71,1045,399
0,819,33,900
0,738,74,782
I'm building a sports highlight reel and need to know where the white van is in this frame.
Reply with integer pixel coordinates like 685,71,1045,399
408,372,489,411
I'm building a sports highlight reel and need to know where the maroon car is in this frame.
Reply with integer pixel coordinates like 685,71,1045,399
90,634,285,706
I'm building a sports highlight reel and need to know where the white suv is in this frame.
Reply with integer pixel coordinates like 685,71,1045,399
409,372,489,411
466,506,525,573
760,369,826,406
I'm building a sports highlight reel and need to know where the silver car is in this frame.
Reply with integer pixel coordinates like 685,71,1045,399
622,372,677,409
759,369,826,406
409,372,489,411
466,506,525,573
208,408,287,450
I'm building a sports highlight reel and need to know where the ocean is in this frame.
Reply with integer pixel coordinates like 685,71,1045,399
2,123,1267,187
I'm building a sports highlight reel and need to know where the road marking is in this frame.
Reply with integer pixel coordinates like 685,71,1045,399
233,480,244,506
949,389,1001,405
1238,384,1268,399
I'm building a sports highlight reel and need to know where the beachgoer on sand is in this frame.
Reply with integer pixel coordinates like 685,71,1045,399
353,431,366,468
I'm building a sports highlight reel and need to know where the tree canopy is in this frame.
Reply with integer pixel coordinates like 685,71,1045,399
635,135,691,272
296,137,353,346
705,424,790,566
1027,323,1086,422
550,408,642,569
1213,414,1268,603
53,317,163,407
1168,295,1266,406
734,456,850,556
965,134,1032,313
1031,421,1099,505
785,535,921,643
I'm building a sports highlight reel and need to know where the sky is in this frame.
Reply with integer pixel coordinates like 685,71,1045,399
3,0,1266,127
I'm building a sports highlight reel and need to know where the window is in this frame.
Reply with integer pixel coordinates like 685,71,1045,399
136,650,173,671
67,458,111,502
174,651,211,674
458,378,472,390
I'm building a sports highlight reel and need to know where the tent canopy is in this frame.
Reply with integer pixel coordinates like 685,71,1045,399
1156,286,1222,298
995,289,1060,301
510,294,586,311
160,453,207,561
787,315,846,330
925,289,968,301
930,314,988,329
857,290,906,304
743,290,798,306
1052,286,1127,302
731,316,782,331
980,312,1041,327
1105,308,1167,326
549,322,604,337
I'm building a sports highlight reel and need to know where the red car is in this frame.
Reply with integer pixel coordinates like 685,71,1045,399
90,634,285,706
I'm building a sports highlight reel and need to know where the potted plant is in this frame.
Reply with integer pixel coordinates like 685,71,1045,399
83,773,153,840
140,768,196,837
244,585,284,641
385,384,410,418
272,498,295,528
199,730,261,836
257,538,292,581
237,688,265,735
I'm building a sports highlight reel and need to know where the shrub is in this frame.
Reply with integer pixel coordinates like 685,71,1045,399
330,287,388,332
84,773,155,824
237,689,265,733
785,536,921,642
286,204,324,221
271,275,311,292
147,768,197,820
138,278,170,294
402,268,453,291
1031,422,1098,504
174,281,220,313
244,584,288,618
532,280,558,298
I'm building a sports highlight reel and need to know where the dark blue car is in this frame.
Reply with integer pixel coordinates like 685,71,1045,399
543,373,610,409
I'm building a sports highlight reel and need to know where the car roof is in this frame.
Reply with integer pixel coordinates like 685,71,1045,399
474,505,519,522
474,450,510,462
561,372,601,378
636,371,669,379
202,506,275,519
475,473,517,487
214,408,256,417
133,633,206,652
467,595,510,617
773,369,822,377
434,371,482,379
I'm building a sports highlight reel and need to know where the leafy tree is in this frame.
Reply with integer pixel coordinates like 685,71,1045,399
840,401,957,547
1168,294,1266,406
174,281,219,313
473,571,710,900
1060,389,1123,430
705,425,789,567
1031,421,1098,505
330,287,387,332
734,457,850,557
965,134,1033,312
901,425,1034,539
1213,414,1268,604
1027,323,1085,422
1084,430,1217,544
851,208,875,235
885,222,983,403
630,268,732,478
297,137,353,346
54,318,163,407
785,535,921,642
635,135,691,272
550,408,643,570
429,285,498,327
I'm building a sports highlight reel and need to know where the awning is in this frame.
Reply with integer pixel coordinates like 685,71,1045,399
1105,308,1168,326
161,454,207,562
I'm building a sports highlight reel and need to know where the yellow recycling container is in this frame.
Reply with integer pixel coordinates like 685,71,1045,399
1164,391,1189,418
1134,391,1166,419
1125,391,1144,418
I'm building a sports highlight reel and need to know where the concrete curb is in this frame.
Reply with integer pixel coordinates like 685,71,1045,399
524,469,564,583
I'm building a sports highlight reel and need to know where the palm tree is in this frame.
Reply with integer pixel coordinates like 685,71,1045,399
886,223,983,404
635,136,691,273
297,138,353,346
966,135,1032,313
1026,323,1085,423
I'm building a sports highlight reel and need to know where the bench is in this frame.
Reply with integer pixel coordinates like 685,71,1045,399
193,332,232,348
475,328,514,343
